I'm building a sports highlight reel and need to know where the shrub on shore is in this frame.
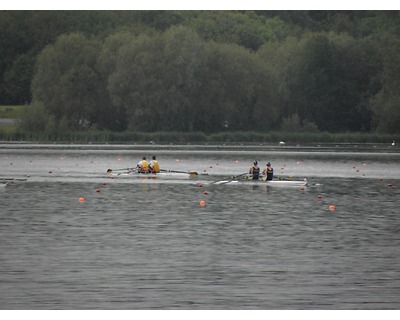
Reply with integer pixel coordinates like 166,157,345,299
0,128,398,145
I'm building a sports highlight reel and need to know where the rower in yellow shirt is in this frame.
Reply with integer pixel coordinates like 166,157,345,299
149,155,160,173
136,156,150,173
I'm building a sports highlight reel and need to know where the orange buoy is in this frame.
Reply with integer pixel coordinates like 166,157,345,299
200,200,205,206
79,197,85,202
329,205,335,211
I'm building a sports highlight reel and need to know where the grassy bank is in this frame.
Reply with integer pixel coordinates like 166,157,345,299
0,105,24,133
0,105,26,118
0,129,398,145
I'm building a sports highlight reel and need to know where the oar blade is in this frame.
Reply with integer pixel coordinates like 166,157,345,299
107,167,131,173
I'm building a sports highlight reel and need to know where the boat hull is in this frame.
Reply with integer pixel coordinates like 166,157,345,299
214,178,307,187
108,171,194,179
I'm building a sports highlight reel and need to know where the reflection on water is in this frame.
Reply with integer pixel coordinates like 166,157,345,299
0,144,399,309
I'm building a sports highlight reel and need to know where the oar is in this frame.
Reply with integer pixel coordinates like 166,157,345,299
106,167,131,173
213,172,248,185
160,169,198,176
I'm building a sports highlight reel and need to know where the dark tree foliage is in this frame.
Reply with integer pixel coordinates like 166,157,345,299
1,10,399,133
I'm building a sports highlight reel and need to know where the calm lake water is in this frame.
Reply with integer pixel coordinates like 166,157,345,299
1,143,399,310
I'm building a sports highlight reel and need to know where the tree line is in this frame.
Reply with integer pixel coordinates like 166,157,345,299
2,11,400,134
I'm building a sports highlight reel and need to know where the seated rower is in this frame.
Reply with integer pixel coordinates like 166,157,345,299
249,160,260,180
262,162,274,180
149,155,160,173
136,156,150,173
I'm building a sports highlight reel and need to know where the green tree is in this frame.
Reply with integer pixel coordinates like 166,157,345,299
108,26,207,131
108,31,166,131
258,36,305,124
3,51,35,104
0,12,32,104
293,33,339,130
31,33,103,130
203,42,278,131
19,101,47,132
371,37,400,133
188,11,289,51
329,35,381,131
96,31,142,131
260,32,381,132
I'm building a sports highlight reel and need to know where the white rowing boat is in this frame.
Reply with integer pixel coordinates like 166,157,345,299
1,178,28,182
1,178,27,187
214,176,307,187
108,170,198,179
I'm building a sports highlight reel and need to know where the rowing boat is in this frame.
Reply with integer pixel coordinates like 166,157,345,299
1,178,27,187
213,175,307,187
108,170,198,179
1,177,28,182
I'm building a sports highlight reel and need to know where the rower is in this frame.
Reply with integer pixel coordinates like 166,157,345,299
149,155,160,173
249,161,260,180
262,162,274,180
136,156,150,173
